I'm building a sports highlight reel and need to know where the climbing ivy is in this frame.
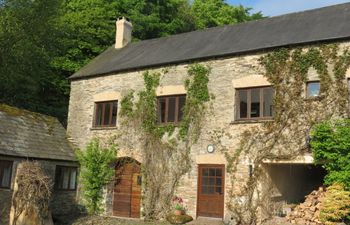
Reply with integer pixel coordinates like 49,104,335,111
118,64,211,220
211,43,350,224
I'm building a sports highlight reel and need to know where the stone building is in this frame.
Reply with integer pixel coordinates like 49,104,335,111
67,3,350,223
0,104,78,225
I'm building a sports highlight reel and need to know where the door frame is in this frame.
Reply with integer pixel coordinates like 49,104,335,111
196,164,225,218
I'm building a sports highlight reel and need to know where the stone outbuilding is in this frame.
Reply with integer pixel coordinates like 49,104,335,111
0,104,78,225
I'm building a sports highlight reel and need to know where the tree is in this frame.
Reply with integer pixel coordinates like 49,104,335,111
54,0,195,76
75,139,116,214
0,0,69,122
191,0,263,29
55,0,263,76
0,0,263,124
310,119,350,189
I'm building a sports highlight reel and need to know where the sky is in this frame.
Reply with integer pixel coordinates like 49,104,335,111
227,0,350,16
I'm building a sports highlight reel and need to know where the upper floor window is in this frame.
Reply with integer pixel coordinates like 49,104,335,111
94,101,118,127
236,86,274,120
307,81,320,97
55,166,77,191
157,95,186,124
0,160,13,188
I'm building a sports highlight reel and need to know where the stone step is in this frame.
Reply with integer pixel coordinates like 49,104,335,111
188,217,224,225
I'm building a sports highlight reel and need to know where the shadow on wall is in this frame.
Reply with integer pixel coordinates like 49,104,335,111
51,191,86,225
0,190,12,225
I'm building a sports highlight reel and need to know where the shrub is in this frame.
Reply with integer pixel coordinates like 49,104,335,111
310,119,350,189
76,138,116,214
320,183,350,225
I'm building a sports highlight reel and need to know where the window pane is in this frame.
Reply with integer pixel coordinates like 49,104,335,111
239,90,248,118
158,98,166,123
307,82,320,97
251,89,260,118
62,169,69,189
0,161,12,188
168,97,176,122
203,177,209,185
207,186,215,194
216,169,222,177
69,169,77,190
216,187,222,194
216,178,222,186
103,103,111,125
209,178,215,185
111,102,118,126
263,88,274,117
209,168,215,176
203,168,209,176
95,103,103,126
178,96,186,121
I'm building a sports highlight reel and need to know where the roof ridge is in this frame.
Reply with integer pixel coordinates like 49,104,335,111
0,103,58,120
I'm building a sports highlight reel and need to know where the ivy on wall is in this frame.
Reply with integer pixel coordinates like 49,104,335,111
118,64,212,220
211,44,350,224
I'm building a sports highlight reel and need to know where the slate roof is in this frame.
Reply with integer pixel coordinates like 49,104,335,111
70,3,350,80
0,104,76,161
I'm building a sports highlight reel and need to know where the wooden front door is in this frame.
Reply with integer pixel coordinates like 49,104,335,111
197,164,225,218
113,161,141,218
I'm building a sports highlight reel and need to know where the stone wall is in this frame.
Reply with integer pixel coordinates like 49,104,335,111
67,41,350,221
0,189,12,225
0,156,79,225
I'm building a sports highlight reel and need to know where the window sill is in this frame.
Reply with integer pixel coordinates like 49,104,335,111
90,126,118,131
231,119,274,124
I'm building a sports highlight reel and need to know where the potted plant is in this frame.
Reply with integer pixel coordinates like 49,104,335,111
172,196,186,215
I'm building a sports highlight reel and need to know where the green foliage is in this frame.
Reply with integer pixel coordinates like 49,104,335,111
75,139,116,214
179,64,211,139
216,44,350,224
311,119,350,190
119,64,211,219
320,183,350,225
0,0,69,123
119,91,135,118
191,0,263,29
0,0,262,123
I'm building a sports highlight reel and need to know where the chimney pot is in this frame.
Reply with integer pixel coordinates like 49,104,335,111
115,17,133,49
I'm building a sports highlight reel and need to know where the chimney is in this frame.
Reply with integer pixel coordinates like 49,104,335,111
115,17,133,49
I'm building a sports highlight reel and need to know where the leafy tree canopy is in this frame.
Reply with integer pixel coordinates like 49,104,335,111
0,0,263,123
311,119,350,190
0,0,69,122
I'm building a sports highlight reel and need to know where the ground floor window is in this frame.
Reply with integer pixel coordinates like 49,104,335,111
0,160,13,188
55,166,77,190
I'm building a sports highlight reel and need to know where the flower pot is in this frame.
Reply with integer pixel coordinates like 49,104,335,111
174,209,184,215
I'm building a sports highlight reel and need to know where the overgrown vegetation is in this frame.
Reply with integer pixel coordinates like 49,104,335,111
320,183,350,225
311,119,350,190
12,161,52,225
210,44,350,224
118,64,211,219
0,0,262,123
76,139,116,214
